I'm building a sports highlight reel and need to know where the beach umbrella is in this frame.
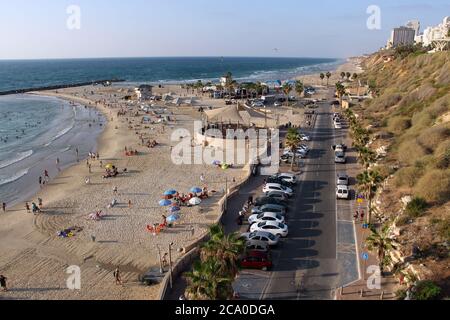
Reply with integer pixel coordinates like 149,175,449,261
164,189,177,196
105,164,114,170
190,187,202,194
167,214,181,223
189,197,202,206
169,206,181,213
159,199,172,207
212,160,221,166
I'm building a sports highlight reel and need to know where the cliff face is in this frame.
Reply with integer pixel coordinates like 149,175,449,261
355,51,449,293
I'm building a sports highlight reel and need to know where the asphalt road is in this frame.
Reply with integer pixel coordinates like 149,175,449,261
234,100,359,300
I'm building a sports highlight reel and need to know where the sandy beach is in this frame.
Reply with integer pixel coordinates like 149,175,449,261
0,57,361,300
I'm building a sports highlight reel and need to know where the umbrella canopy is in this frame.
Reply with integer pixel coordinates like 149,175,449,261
169,206,181,213
164,189,178,196
105,164,114,170
190,187,203,194
167,214,181,223
159,199,172,207
189,197,202,206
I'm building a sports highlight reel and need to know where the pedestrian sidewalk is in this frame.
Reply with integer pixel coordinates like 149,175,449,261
335,117,399,300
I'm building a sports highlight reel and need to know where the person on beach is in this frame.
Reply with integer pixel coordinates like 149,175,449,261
0,275,7,292
88,163,92,173
113,186,118,195
2,202,6,212
56,158,61,172
39,176,42,187
44,170,49,181
25,202,31,213
128,200,132,208
162,253,168,268
100,160,103,168
113,267,122,285
38,198,43,207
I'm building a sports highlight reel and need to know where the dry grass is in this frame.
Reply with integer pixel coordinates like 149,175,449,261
414,169,450,204
417,125,450,153
394,166,424,188
397,139,428,165
388,116,411,135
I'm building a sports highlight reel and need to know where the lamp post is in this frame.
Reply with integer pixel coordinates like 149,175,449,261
169,242,174,289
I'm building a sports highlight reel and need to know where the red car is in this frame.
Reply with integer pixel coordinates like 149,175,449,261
240,251,272,271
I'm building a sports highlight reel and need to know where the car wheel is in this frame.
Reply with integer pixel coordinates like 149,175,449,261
276,234,282,237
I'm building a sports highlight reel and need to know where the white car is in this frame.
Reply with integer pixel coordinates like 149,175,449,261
248,212,285,225
263,183,294,197
300,135,311,141
336,185,350,200
275,173,297,184
274,101,282,107
334,122,342,129
240,231,280,246
250,221,289,238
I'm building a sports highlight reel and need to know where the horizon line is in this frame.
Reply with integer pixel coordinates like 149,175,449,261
0,55,344,62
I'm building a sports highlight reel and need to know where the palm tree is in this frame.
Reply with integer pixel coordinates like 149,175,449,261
340,72,346,80
185,259,233,300
352,73,358,81
326,72,332,86
357,146,377,169
366,228,395,273
335,82,346,105
282,83,293,106
346,72,351,80
295,80,304,98
285,128,301,171
357,170,384,224
200,225,244,278
320,73,325,85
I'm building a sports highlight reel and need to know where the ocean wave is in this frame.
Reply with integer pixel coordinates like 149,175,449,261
0,150,33,169
0,168,29,186
44,123,74,147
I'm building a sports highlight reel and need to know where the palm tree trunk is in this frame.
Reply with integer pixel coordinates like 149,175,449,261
291,153,296,171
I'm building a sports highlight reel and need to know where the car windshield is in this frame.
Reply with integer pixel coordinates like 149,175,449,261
268,234,276,240
336,152,345,157
278,223,285,228
258,222,267,227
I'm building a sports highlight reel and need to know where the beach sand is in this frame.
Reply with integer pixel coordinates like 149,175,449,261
0,86,246,300
0,57,362,300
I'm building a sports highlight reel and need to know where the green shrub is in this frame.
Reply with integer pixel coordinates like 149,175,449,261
414,169,450,204
405,197,428,218
412,281,442,300
396,289,407,300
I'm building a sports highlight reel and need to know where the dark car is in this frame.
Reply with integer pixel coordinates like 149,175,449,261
240,251,272,271
267,177,295,188
255,196,289,208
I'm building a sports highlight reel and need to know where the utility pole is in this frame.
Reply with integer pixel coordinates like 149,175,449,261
169,242,174,289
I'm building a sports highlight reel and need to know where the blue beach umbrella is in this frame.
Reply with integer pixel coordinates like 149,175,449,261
164,189,177,196
169,206,181,213
159,199,172,207
190,187,202,194
167,214,181,223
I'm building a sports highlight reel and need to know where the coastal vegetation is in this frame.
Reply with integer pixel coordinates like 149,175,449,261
345,50,450,298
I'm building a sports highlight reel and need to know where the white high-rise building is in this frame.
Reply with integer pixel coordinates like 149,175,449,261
422,16,450,47
387,26,416,48
406,20,421,37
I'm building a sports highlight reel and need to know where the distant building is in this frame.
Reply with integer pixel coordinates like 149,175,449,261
405,20,421,37
387,26,416,48
134,85,153,101
421,16,450,49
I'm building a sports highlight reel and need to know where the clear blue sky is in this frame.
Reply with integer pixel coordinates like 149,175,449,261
0,0,449,59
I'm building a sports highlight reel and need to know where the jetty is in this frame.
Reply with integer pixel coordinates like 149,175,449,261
0,79,126,96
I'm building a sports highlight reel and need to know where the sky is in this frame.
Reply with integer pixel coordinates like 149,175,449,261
0,0,449,60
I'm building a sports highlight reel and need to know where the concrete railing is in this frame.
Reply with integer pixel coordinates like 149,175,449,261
156,163,254,300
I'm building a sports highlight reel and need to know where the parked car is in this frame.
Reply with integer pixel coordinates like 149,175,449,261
266,177,295,188
263,183,294,197
272,173,297,184
335,151,346,164
248,212,285,225
332,144,348,152
254,196,289,208
240,231,280,246
250,221,289,237
245,240,270,253
336,185,350,200
299,134,311,141
265,191,289,201
251,204,287,215
274,101,282,107
334,122,342,129
240,251,273,271
337,173,349,186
